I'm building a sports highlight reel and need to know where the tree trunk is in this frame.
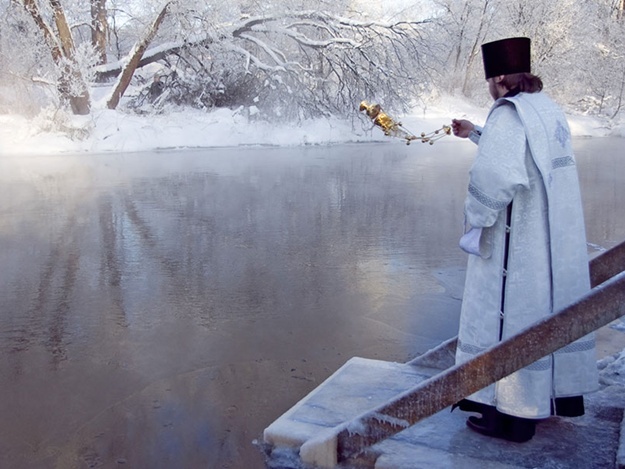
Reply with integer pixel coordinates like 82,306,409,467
21,0,61,61
20,0,91,115
611,65,625,119
91,0,108,65
106,2,172,110
461,0,491,96
49,0,73,57
49,0,91,114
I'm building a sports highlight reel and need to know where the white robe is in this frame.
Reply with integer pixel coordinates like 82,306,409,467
455,92,599,419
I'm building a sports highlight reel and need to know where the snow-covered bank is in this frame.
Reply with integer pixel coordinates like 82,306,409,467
0,97,623,156
0,108,369,156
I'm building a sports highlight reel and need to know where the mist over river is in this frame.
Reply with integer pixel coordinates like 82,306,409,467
0,138,622,468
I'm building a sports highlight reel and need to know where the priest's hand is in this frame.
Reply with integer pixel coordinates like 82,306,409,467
451,119,474,139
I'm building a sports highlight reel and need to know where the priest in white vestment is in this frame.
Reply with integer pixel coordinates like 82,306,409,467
450,37,598,442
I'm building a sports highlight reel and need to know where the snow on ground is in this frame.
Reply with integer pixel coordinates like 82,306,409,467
598,348,625,387
0,94,623,156
0,107,373,155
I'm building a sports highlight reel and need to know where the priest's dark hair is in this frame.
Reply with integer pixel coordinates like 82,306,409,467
500,73,543,94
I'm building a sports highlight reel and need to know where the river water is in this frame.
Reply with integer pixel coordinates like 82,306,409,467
0,138,623,468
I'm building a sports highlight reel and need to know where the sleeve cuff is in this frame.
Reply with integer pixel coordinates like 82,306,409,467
469,125,483,145
459,227,483,256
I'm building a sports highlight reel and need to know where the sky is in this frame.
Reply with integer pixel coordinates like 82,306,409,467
0,93,623,156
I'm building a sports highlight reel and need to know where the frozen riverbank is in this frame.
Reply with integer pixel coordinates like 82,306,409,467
1,95,623,156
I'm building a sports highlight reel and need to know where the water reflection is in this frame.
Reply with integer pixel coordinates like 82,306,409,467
575,138,625,250
0,139,622,467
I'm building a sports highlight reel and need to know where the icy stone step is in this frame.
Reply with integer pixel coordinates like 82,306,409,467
263,357,435,450
262,353,625,469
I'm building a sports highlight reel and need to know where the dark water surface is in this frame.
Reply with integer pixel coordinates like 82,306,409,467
0,138,622,468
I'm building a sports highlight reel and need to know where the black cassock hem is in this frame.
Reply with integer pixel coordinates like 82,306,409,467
552,395,585,417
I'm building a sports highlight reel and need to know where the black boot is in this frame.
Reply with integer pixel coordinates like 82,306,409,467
465,405,503,435
501,414,536,443
466,408,536,443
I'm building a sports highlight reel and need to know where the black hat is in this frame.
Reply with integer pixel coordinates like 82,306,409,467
482,37,531,79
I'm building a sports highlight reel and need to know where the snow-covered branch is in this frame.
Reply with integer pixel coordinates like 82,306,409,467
95,7,433,119
3,0,624,120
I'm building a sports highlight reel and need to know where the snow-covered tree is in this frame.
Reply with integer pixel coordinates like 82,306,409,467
433,0,492,98
106,1,172,109
1,0,624,121
100,3,437,119
2,0,437,119
91,0,108,65
574,0,625,116
430,0,624,117
11,0,91,114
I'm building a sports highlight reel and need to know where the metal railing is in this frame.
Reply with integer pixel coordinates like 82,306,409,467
300,240,625,468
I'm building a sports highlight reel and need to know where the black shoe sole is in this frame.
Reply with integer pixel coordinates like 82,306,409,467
466,414,536,443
